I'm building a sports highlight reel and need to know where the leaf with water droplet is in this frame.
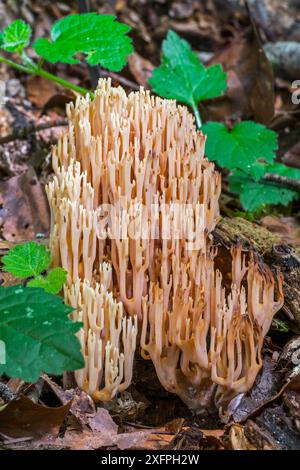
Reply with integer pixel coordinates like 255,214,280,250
202,121,278,172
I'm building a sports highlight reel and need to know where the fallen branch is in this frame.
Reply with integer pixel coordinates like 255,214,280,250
99,70,140,91
0,119,67,145
263,173,300,192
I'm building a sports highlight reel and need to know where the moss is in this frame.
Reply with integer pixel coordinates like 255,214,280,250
214,217,280,255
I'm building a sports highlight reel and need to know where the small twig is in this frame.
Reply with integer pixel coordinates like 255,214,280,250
0,381,16,402
0,119,68,145
263,173,300,192
100,70,140,91
0,433,33,445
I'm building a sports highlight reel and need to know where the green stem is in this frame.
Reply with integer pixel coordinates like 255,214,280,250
191,101,202,129
0,55,93,98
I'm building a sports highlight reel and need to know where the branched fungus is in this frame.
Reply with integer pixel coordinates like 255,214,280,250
47,78,283,409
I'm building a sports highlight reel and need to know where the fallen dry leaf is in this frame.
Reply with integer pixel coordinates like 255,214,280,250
282,142,300,170
41,376,96,427
261,216,300,248
88,407,118,434
54,407,151,450
0,166,50,241
128,52,154,88
229,424,257,450
206,15,274,124
0,395,72,439
26,76,59,109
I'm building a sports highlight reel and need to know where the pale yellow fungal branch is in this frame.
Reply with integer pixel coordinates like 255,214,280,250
141,246,283,409
47,78,283,409
64,263,137,401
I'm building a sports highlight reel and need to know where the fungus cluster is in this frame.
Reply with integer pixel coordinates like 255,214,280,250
47,79,283,408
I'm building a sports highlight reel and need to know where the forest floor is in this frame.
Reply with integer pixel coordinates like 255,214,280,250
0,0,300,450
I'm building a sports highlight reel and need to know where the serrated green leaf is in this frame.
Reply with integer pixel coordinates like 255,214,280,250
32,13,132,71
149,30,227,108
267,161,300,179
28,268,67,294
0,285,84,382
203,121,278,172
2,242,51,278
229,164,300,211
0,19,31,53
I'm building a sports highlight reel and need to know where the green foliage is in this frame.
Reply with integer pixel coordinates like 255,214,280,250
0,19,31,53
149,30,300,212
2,242,51,278
27,267,67,294
2,241,66,294
33,13,133,71
202,121,278,173
0,14,133,97
229,163,300,211
149,30,227,113
0,285,84,382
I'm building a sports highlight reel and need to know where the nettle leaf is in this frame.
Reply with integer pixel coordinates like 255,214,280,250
149,30,227,107
268,161,300,179
0,19,31,53
229,163,300,211
2,242,51,278
0,285,84,382
28,268,67,294
203,121,278,172
33,13,133,71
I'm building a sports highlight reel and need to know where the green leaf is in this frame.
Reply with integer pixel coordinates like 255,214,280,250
149,30,227,108
0,285,84,382
32,13,133,71
0,19,31,53
203,121,278,172
229,163,300,211
28,268,67,294
2,242,51,278
267,161,300,179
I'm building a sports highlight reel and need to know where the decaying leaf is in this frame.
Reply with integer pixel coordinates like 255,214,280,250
0,167,50,242
0,395,72,439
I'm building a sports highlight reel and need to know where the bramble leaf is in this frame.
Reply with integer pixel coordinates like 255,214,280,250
28,268,67,294
33,13,133,71
229,163,300,211
0,285,84,382
0,19,31,53
149,30,227,108
203,121,278,172
2,242,51,278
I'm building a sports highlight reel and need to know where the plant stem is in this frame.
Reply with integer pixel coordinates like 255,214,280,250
191,101,202,129
0,55,93,98
38,67,93,98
